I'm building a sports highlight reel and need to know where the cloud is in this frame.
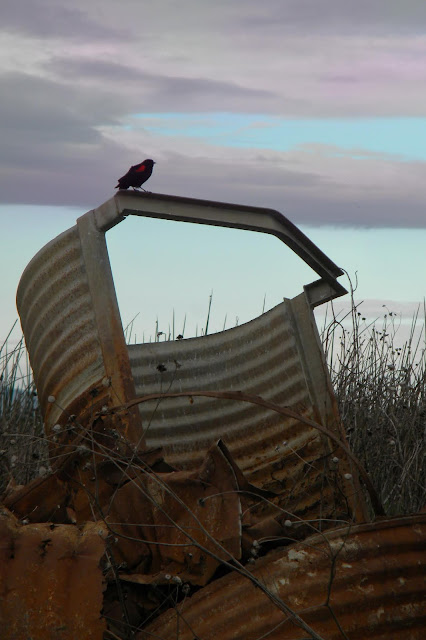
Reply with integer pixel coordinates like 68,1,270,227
45,57,279,113
1,1,426,226
236,0,426,35
314,298,425,332
2,125,426,230
2,0,127,41
33,0,426,39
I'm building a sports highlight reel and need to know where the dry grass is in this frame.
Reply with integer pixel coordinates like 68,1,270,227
0,324,48,492
321,296,426,515
1,299,425,514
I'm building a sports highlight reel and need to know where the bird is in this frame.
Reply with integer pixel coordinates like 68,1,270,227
115,159,156,191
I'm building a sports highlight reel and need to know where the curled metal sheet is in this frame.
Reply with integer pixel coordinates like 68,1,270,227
128,295,366,523
0,509,107,640
129,300,310,461
104,440,249,586
139,514,426,640
16,192,346,443
16,211,143,447
16,195,363,520
12,194,421,639
16,195,367,545
16,226,106,432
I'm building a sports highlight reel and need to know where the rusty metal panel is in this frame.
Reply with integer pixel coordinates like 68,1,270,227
16,194,357,520
16,211,142,444
0,509,107,640
16,226,105,432
140,514,426,640
128,294,364,522
76,211,143,443
129,299,310,466
16,192,348,440
104,440,248,587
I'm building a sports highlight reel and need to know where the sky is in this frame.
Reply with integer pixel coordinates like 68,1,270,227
1,0,426,349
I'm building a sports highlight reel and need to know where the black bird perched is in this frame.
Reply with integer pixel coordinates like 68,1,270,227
115,159,156,191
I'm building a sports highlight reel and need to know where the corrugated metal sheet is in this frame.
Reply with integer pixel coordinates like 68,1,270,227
15,194,365,525
129,300,309,462
139,514,426,640
16,211,143,445
128,295,365,523
12,194,422,639
0,509,107,640
16,226,106,431
15,193,348,445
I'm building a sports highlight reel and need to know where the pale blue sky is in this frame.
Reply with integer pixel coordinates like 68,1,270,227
2,205,425,347
137,114,426,161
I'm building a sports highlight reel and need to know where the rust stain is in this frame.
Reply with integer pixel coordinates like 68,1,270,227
15,225,105,432
16,195,366,532
139,514,426,640
9,194,423,639
120,389,379,513
77,211,143,446
2,432,424,638
105,440,260,585
2,472,72,523
0,510,107,640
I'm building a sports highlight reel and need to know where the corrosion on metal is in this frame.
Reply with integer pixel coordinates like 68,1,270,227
140,514,426,640
103,439,256,586
15,226,105,431
16,191,357,521
3,439,294,586
16,209,143,451
126,293,369,523
76,210,142,445
114,388,383,516
12,191,401,638
2,421,423,638
0,509,107,640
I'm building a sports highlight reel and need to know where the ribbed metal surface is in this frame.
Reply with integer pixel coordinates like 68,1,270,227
140,514,426,640
16,198,357,522
16,226,105,430
129,302,313,468
128,299,359,521
0,511,107,640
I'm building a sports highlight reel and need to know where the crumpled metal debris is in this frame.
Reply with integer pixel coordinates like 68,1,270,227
105,439,274,586
139,514,426,640
0,508,107,640
2,432,425,639
0,437,302,635
7,192,420,639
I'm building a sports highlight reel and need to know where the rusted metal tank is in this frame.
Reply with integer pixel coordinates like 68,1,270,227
17,192,367,524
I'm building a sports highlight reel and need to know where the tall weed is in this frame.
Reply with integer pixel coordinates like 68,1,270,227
1,295,425,514
0,325,48,493
321,296,426,514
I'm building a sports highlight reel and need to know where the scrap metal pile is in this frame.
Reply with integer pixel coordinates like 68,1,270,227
1,194,425,638
1,398,425,639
